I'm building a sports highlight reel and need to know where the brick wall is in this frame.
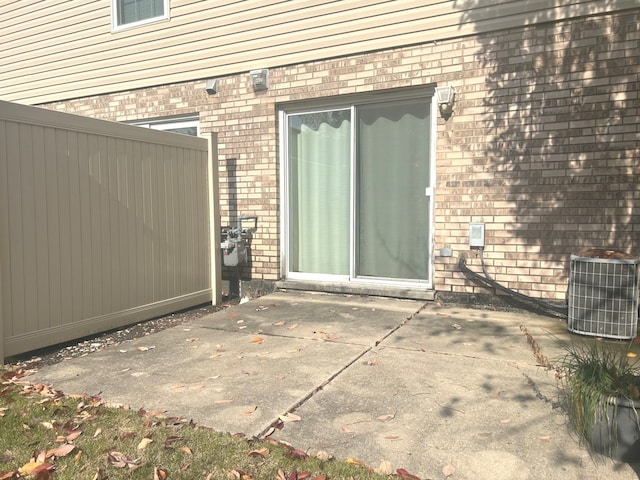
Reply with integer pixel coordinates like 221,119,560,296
44,9,639,301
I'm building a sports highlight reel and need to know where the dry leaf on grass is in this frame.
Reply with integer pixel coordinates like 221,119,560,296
46,443,75,458
137,437,153,450
107,451,142,469
248,447,269,458
154,467,168,480
18,461,55,476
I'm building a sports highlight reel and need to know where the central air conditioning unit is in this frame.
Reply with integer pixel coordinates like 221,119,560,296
567,250,640,340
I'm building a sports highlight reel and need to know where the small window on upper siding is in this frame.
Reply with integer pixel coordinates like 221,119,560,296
112,0,169,31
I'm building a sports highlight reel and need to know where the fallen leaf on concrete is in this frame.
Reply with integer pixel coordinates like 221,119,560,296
279,413,301,423
377,413,395,421
250,337,264,344
443,464,456,477
384,435,400,440
288,323,298,330
375,461,393,475
241,405,258,416
396,468,421,480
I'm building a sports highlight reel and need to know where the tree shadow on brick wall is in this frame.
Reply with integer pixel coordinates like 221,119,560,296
457,3,639,264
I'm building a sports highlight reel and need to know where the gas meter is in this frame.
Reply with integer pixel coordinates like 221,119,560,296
220,215,257,267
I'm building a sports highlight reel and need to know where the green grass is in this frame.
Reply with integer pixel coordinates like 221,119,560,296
0,367,395,480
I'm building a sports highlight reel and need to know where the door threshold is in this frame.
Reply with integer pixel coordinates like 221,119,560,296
275,280,435,301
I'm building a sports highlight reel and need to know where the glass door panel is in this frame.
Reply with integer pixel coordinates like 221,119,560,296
287,110,351,275
356,100,431,281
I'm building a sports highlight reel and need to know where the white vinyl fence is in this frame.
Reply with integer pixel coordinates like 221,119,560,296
0,100,221,360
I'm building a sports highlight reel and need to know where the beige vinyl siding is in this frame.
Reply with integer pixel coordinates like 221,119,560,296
0,100,219,359
1,0,637,104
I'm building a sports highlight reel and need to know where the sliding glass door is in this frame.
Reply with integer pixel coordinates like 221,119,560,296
356,100,431,281
283,94,433,286
287,110,351,276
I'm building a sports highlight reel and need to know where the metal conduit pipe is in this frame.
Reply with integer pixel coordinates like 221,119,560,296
458,253,568,319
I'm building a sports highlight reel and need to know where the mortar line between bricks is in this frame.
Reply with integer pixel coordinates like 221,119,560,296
255,301,431,439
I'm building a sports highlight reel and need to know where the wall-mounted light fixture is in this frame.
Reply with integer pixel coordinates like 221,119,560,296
205,78,218,95
435,85,456,115
249,69,269,91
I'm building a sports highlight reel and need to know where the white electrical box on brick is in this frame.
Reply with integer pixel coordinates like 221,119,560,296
469,223,485,248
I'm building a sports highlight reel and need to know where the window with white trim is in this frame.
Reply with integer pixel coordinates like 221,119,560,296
131,116,199,137
112,0,169,30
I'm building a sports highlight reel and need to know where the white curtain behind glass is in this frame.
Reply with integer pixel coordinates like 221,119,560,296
357,101,430,280
288,111,351,274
